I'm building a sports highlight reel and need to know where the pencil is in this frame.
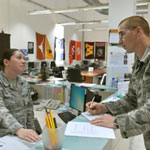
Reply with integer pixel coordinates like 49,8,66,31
49,109,55,129
90,96,95,108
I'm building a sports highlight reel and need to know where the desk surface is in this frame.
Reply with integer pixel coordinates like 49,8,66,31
27,77,116,91
81,68,106,77
32,92,120,150
31,115,109,150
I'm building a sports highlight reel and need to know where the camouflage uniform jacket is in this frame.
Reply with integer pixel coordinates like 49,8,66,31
0,71,35,137
105,46,150,150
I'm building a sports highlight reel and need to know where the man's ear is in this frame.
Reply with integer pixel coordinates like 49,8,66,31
3,59,9,67
136,26,142,35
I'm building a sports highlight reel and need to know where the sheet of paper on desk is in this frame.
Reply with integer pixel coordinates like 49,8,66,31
79,83,96,87
65,122,115,139
102,96,120,103
0,135,35,150
81,111,102,121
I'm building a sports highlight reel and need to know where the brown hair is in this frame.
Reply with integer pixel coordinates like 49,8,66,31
118,16,150,36
0,49,23,70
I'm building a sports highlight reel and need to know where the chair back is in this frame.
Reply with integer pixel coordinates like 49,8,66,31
67,68,82,82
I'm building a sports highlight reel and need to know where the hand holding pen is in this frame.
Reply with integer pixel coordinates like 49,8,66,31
90,96,95,108
86,97,108,115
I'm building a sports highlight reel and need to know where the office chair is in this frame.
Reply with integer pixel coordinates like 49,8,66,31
74,64,80,69
100,73,107,85
52,67,64,78
59,66,65,72
67,68,86,83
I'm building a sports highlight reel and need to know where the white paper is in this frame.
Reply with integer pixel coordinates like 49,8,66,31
109,32,119,44
102,96,120,103
117,81,129,97
81,111,102,121
79,83,96,87
0,135,35,150
65,122,115,139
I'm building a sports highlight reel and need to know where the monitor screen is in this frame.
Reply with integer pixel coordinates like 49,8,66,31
69,84,86,113
51,61,56,68
41,61,47,67
28,62,34,69
82,60,89,65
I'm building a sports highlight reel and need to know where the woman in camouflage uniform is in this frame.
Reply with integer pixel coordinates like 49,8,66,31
0,49,40,142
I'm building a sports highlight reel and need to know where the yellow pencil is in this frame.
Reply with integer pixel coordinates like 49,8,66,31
49,109,55,128
45,113,51,128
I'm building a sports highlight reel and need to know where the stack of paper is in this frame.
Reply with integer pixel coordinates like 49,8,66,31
0,135,35,150
65,122,115,139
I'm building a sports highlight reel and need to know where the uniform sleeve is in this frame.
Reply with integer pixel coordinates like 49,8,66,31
105,60,150,138
26,84,35,130
0,86,23,134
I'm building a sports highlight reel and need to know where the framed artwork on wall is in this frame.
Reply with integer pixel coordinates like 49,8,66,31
28,41,34,54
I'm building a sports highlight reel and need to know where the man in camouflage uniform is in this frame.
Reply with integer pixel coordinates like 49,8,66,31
86,16,150,150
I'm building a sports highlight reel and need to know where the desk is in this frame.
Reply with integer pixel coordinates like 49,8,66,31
81,68,106,83
26,75,116,101
32,92,131,150
31,115,109,150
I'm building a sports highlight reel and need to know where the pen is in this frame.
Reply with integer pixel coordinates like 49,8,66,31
90,96,95,108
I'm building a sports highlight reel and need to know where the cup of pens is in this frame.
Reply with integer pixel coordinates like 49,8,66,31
42,109,64,150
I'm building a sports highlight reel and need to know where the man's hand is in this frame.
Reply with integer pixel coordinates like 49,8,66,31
90,114,118,129
86,102,109,115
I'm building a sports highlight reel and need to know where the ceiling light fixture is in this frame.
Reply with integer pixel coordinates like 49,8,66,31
136,2,149,6
28,5,109,15
57,20,104,26
78,28,93,32
28,10,51,15
28,1,150,15
136,9,148,13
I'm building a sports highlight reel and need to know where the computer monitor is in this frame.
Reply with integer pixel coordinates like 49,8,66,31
82,60,89,65
51,61,56,68
41,61,47,68
69,84,86,113
28,62,34,69
85,88,102,103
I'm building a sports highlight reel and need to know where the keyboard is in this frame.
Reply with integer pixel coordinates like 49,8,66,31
58,111,76,123
45,99,61,110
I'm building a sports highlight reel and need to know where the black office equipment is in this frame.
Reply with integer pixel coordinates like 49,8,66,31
28,62,34,70
51,61,56,69
58,84,86,123
85,88,101,104
53,66,65,78
34,117,42,135
58,111,76,124
41,61,47,67
0,32,10,59
67,68,86,82
82,60,89,65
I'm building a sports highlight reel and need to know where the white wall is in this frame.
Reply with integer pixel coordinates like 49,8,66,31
84,30,108,42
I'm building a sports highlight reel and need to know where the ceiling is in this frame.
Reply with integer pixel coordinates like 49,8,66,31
25,0,150,30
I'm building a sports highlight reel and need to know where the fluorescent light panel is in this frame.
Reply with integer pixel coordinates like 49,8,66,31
28,1,150,15
58,20,102,26
78,28,93,32
29,10,51,15
28,5,109,15
136,2,149,6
